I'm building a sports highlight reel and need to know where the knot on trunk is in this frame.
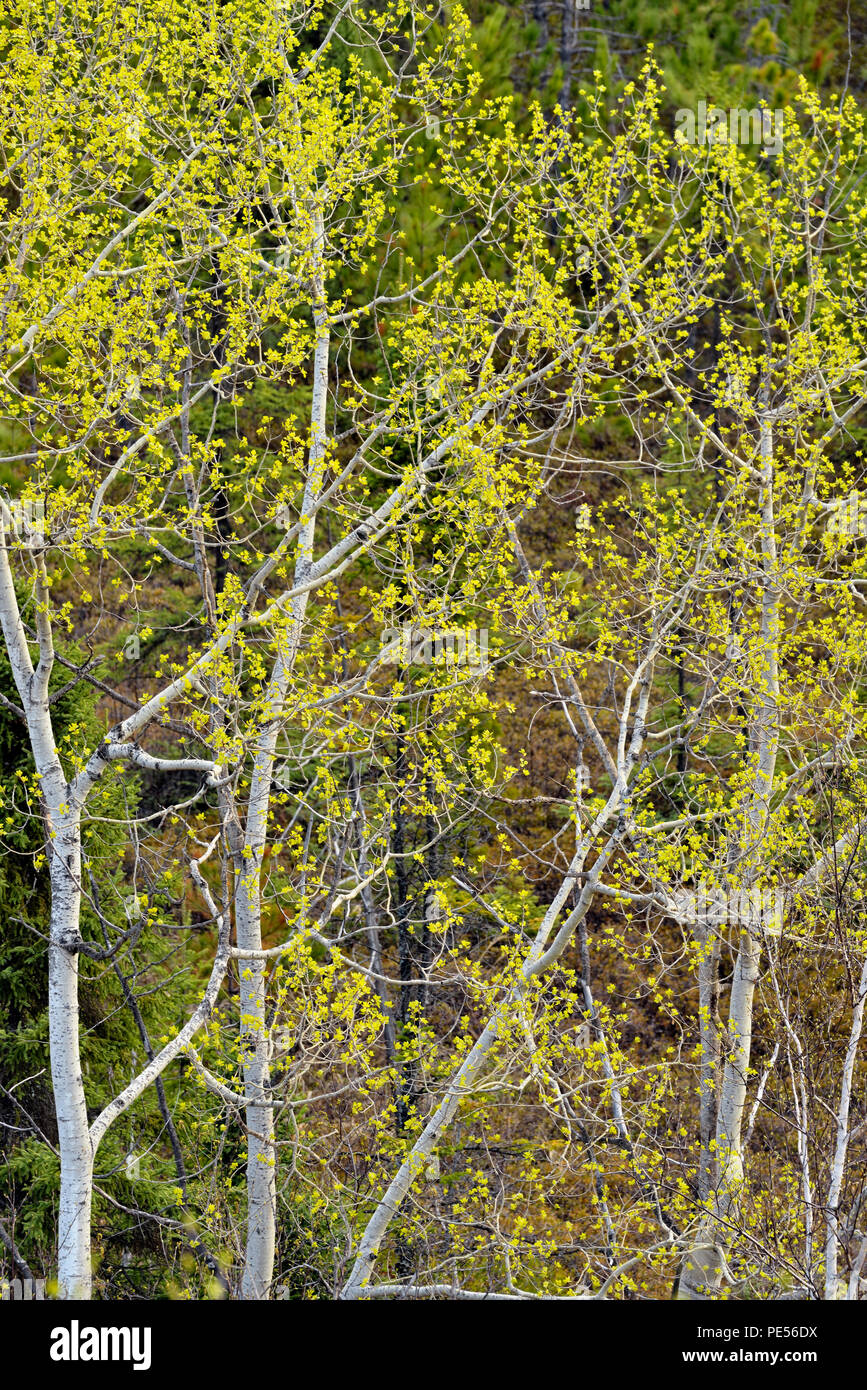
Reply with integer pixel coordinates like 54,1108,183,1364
57,931,85,955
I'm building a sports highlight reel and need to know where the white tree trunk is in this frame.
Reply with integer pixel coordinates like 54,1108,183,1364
0,530,95,1296
235,852,277,1300
49,823,94,1299
824,953,867,1299
237,207,330,1298
679,414,780,1300
1,518,237,1297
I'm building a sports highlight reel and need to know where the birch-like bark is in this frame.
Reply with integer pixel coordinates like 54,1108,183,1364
0,510,237,1296
236,207,329,1299
47,816,94,1299
679,413,780,1300
0,524,94,1296
824,953,867,1299
846,1231,867,1300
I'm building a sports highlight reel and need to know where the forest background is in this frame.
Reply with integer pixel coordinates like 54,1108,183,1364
2,0,867,1303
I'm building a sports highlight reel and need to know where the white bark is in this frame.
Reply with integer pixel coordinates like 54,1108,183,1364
0,517,238,1295
679,414,780,1301
48,828,94,1299
824,953,867,1299
846,1232,867,1300
0,529,94,1296
236,207,329,1299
